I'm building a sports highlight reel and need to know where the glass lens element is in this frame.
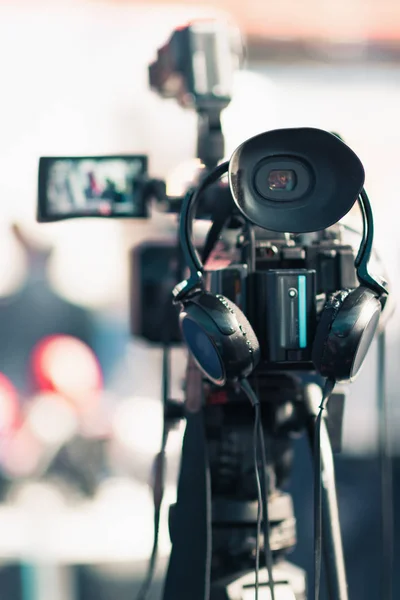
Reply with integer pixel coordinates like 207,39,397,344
267,169,296,191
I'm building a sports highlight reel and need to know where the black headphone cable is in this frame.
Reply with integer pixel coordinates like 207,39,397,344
240,378,276,600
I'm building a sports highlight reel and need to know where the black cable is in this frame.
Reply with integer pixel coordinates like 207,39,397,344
313,377,336,600
257,419,276,600
204,445,212,600
135,233,184,600
135,501,163,600
253,405,262,600
240,379,275,600
135,347,170,600
135,439,167,600
377,330,393,600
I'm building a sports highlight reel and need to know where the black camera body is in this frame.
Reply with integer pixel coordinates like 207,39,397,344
130,239,183,343
208,226,357,370
129,223,358,354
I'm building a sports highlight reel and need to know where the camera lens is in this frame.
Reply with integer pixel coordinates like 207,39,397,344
267,170,296,192
254,158,312,202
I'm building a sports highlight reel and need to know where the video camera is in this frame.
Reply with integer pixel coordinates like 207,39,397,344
36,19,369,352
36,18,391,600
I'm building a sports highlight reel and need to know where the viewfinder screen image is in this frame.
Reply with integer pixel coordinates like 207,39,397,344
38,155,148,221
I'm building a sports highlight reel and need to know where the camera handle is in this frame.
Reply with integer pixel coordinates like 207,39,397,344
197,108,225,171
305,383,349,600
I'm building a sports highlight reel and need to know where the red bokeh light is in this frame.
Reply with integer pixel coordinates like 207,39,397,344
0,372,20,435
30,335,103,411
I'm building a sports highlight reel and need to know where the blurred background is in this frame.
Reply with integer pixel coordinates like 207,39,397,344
0,0,400,598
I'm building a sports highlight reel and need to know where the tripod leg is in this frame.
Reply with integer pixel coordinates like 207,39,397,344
305,383,349,600
162,411,208,600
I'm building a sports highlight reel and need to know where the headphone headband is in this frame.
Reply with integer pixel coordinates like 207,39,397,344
173,162,387,302
173,161,229,301
355,189,387,295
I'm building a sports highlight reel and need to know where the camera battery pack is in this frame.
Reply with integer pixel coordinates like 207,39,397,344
249,269,317,365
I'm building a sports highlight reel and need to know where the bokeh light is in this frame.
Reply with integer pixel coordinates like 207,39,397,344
0,373,20,436
0,428,43,479
26,392,78,447
45,220,128,309
31,335,103,409
112,396,163,456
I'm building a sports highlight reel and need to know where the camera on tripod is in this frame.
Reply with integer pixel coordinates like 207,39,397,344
168,122,388,599
36,18,390,600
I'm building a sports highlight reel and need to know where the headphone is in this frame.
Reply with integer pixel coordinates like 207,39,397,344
173,162,388,386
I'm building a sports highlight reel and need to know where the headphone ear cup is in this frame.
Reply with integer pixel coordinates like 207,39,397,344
312,289,350,376
220,294,260,362
312,287,382,382
179,292,260,386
